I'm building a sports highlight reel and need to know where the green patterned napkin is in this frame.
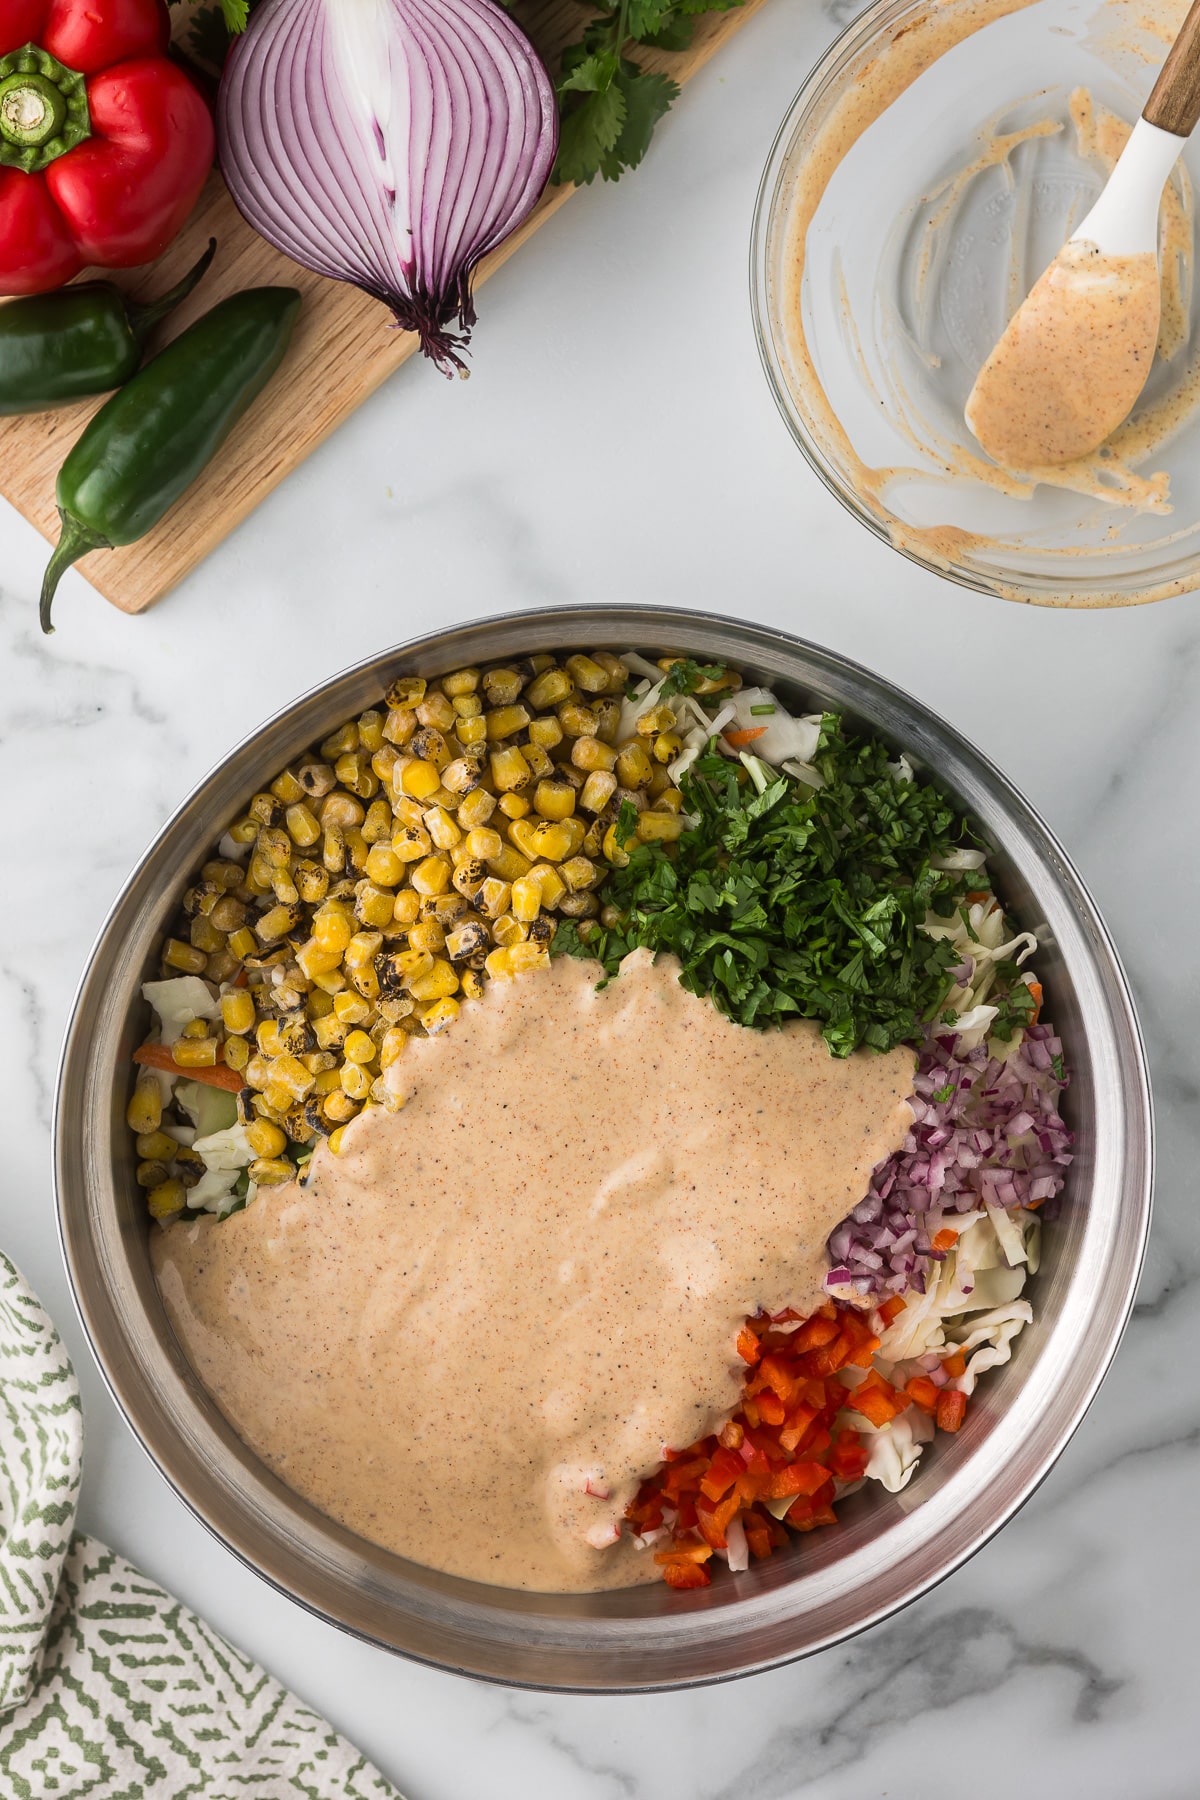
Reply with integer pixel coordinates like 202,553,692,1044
0,1254,403,1799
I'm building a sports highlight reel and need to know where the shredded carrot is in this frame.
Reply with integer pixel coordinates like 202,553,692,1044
877,1295,906,1327
1027,980,1043,1025
942,1349,967,1379
931,1228,959,1254
132,1043,243,1093
724,726,768,747
904,1376,940,1414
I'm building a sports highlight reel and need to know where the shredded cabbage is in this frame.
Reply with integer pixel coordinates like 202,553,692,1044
141,976,220,1043
174,1080,238,1139
855,1209,1039,1491
859,1406,935,1493
187,1123,258,1216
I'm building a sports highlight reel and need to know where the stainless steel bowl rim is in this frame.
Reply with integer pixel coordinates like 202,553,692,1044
54,603,1153,1691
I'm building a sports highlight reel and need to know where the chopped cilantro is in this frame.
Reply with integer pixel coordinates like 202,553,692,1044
614,797,640,851
659,657,727,696
1051,1051,1065,1082
555,713,978,1056
932,1083,956,1104
989,971,1038,1043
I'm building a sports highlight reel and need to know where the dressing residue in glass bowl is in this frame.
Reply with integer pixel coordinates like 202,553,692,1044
757,0,1200,605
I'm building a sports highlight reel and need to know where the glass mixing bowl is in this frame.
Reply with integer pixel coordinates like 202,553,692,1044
751,0,1200,606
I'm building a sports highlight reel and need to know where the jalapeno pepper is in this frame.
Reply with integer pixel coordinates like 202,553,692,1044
39,284,301,633
0,237,215,415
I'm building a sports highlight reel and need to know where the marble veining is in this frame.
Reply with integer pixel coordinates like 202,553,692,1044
2,0,1199,1793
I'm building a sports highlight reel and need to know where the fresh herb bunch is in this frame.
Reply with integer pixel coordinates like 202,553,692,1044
556,717,989,1057
531,0,746,186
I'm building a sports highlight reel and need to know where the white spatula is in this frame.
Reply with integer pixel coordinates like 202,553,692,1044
965,0,1200,466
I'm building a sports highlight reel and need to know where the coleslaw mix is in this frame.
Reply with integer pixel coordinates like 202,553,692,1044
127,650,1073,1588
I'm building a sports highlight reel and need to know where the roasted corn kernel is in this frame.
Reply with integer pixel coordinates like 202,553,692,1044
340,1061,373,1101
163,937,207,974
485,704,531,741
527,715,563,751
421,996,460,1033
147,1178,186,1219
126,1073,163,1135
250,1157,294,1186
534,779,575,821
490,745,531,792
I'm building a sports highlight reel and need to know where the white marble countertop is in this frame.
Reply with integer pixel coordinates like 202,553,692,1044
3,0,1198,1793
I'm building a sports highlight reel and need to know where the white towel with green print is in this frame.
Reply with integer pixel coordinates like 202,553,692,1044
0,1253,403,1800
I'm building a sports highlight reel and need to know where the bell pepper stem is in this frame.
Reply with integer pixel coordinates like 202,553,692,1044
125,238,218,346
40,508,109,635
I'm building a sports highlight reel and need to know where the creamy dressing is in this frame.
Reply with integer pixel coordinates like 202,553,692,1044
965,239,1161,465
153,951,914,1593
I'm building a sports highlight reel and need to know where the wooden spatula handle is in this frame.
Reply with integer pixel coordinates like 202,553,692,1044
1145,0,1200,136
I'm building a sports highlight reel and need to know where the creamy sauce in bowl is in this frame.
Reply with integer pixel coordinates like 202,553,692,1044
153,951,914,1592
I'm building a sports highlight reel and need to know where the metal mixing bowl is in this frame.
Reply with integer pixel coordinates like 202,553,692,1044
55,605,1152,1691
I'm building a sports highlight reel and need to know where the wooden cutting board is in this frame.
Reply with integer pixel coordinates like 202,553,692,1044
0,0,768,614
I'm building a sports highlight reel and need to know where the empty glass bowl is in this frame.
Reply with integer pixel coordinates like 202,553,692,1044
752,0,1200,606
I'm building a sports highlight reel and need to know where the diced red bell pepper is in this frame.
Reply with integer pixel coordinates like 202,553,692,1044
936,1389,968,1433
792,1312,841,1353
696,1488,741,1549
699,1446,744,1504
844,1378,908,1429
661,1560,711,1589
767,1461,831,1500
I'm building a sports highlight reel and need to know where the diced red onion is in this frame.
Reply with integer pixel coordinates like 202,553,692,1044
825,1020,1074,1300
217,0,557,376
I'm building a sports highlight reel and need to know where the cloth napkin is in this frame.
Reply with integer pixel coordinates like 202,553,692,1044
0,1253,403,1799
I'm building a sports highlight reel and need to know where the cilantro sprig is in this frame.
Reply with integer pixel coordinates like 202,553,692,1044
556,716,989,1057
539,0,746,186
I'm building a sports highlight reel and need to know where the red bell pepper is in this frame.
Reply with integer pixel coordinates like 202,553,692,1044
0,0,213,295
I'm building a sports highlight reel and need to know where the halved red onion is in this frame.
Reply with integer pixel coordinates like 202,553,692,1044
217,0,558,375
